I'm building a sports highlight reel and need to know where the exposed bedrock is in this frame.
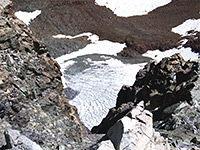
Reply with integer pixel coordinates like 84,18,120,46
92,54,200,149
0,1,96,149
90,101,170,150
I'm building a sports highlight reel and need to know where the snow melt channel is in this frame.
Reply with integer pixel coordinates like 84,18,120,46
95,0,172,17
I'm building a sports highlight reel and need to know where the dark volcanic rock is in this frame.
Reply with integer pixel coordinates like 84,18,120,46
91,102,135,134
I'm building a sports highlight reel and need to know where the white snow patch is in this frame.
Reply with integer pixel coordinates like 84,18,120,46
95,0,172,17
53,33,99,43
56,33,146,129
56,34,126,64
143,47,199,62
67,59,145,129
172,19,200,36
15,10,41,25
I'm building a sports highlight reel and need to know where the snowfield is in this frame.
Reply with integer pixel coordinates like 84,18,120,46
172,19,200,36
95,0,172,17
56,33,145,129
55,31,198,129
15,10,41,25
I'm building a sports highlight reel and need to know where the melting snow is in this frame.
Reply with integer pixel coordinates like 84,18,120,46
144,18,200,61
172,19,200,36
143,47,199,62
56,33,126,64
15,10,41,25
95,0,172,17
53,32,99,43
57,23,199,129
56,33,145,129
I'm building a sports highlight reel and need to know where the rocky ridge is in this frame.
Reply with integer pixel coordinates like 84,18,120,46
92,54,200,149
0,1,92,149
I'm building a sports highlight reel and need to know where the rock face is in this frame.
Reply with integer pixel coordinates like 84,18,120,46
92,102,170,150
184,32,200,54
0,1,85,149
92,54,200,149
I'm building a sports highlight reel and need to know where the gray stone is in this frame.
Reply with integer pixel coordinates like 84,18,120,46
0,119,11,148
5,128,43,150
97,102,170,150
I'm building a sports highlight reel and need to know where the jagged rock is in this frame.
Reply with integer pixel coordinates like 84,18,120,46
154,61,200,149
92,54,199,149
0,1,85,149
95,102,170,150
92,54,199,134
0,119,11,148
116,53,199,121
184,32,200,54
91,102,135,134
4,128,43,150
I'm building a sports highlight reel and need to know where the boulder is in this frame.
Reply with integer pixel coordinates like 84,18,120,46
91,102,135,134
4,128,43,150
95,102,170,150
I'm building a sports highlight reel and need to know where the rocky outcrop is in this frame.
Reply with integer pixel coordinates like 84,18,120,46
92,54,200,149
91,102,170,150
0,1,86,149
92,54,198,133
184,32,200,54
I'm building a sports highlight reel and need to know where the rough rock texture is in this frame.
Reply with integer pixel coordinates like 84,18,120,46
91,102,170,150
11,0,200,58
92,54,199,133
154,60,200,149
5,128,43,150
0,1,90,149
92,54,200,149
184,32,200,54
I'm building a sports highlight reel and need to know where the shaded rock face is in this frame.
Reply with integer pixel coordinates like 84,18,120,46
12,0,200,58
91,102,170,150
92,54,200,149
184,32,200,54
92,54,199,133
0,1,83,149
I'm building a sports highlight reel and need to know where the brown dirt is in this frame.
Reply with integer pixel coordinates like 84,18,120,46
12,0,200,55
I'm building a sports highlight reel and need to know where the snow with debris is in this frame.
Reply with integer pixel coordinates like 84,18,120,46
56,33,126,67
15,10,41,25
56,28,199,129
172,19,200,36
95,0,172,17
56,33,145,129
53,32,99,43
